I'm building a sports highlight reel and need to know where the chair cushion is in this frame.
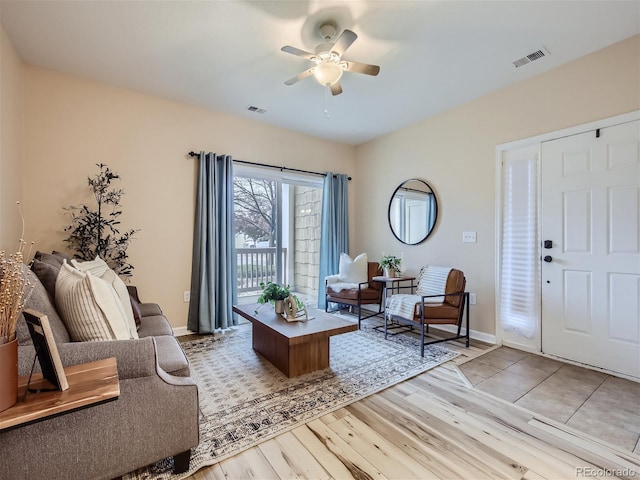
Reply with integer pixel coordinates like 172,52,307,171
337,253,368,283
327,287,381,302
415,302,461,321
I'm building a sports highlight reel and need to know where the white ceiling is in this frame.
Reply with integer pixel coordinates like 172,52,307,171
1,1,639,145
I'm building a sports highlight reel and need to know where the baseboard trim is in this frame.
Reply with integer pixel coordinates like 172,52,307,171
433,324,497,345
173,326,193,337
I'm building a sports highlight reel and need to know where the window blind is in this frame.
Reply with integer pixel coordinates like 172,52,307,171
500,150,539,338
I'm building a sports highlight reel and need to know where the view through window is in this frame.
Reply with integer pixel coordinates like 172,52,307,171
233,169,322,304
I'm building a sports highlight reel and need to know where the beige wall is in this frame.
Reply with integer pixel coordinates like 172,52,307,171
22,67,355,329
0,26,25,250
354,35,640,338
4,29,638,337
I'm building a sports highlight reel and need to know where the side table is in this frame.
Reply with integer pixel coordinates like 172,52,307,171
372,275,416,331
0,357,120,431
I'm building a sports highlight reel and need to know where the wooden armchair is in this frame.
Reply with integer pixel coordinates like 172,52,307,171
385,267,469,356
325,261,383,328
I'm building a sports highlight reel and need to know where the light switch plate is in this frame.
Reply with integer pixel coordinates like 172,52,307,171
463,231,477,243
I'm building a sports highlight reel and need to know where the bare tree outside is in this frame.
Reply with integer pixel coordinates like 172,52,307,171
233,177,276,246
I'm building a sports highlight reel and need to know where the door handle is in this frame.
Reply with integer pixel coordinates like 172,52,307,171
543,255,553,263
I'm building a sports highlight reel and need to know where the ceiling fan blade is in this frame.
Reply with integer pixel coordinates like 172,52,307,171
284,67,314,85
281,45,316,60
344,61,380,76
331,29,357,57
330,81,343,96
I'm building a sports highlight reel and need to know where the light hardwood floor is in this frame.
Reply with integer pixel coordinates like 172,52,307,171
189,330,640,480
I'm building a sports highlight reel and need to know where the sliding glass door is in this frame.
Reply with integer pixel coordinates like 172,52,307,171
233,167,322,301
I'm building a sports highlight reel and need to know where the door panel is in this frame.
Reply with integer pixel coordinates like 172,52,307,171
563,189,591,253
541,120,639,379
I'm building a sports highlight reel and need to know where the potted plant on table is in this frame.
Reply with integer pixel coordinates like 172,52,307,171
257,282,292,314
380,254,402,278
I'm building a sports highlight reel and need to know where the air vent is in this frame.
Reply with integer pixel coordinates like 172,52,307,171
512,47,550,68
246,105,266,114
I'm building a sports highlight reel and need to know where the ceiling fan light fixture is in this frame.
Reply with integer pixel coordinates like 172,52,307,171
313,60,343,86
281,25,379,95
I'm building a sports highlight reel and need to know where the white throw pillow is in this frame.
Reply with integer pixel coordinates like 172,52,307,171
55,261,132,341
72,256,139,339
338,252,368,284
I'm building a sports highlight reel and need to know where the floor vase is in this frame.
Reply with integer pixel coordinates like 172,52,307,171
0,339,18,412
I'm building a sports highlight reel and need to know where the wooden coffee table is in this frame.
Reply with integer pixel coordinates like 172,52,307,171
233,303,358,377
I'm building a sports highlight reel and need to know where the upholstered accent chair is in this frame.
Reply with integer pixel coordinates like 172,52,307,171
325,260,383,328
386,267,469,356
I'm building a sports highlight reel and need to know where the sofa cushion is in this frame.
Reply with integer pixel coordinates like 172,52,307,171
30,258,61,300
55,262,132,342
137,315,174,337
71,257,138,339
153,335,190,377
130,294,142,328
139,302,163,317
51,250,73,263
17,266,71,346
34,250,63,266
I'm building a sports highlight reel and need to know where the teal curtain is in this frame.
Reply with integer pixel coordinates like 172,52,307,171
187,152,237,332
317,173,349,309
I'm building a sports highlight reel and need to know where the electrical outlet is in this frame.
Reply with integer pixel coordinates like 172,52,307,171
462,231,477,243
183,291,191,303
469,293,477,305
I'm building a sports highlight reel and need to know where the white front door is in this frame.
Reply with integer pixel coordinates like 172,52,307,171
541,120,640,379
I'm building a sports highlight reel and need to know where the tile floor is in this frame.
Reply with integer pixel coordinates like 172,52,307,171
459,347,640,454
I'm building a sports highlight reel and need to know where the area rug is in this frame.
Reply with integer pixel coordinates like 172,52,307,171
125,321,459,479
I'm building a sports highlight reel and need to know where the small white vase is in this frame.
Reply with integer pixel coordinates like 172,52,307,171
384,267,397,278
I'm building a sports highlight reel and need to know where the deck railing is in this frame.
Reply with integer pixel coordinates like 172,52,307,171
236,247,287,293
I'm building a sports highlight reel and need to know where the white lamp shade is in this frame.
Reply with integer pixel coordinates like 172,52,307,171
313,61,343,86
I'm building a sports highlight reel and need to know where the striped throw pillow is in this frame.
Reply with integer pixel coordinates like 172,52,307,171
55,261,132,342
72,257,139,339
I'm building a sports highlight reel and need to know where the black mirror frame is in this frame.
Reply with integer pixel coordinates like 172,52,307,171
387,178,438,245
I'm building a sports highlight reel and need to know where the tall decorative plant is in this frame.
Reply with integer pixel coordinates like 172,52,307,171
63,163,138,278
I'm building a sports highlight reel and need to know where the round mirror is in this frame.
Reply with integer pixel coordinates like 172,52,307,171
388,179,438,245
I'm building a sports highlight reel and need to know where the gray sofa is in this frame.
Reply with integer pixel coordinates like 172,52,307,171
0,258,199,480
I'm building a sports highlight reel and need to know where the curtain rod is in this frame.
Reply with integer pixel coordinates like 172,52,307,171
187,151,352,181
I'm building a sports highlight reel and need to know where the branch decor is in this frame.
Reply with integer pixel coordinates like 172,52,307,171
0,202,34,344
63,163,139,278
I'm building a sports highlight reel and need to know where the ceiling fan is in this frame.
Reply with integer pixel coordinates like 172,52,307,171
281,22,380,96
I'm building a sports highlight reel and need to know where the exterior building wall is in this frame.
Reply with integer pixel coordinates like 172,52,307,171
293,186,321,296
